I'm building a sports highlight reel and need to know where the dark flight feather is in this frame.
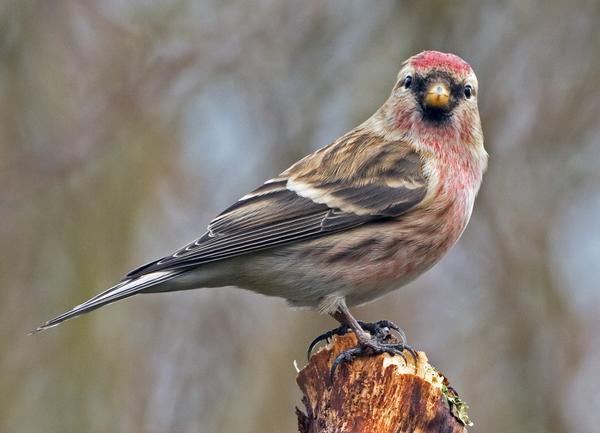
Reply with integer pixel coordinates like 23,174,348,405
127,136,428,277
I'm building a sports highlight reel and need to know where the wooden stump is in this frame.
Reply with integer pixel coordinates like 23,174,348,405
296,332,472,433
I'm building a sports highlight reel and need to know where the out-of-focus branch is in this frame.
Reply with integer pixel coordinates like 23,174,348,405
296,333,471,433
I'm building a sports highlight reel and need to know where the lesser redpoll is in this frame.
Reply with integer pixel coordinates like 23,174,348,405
34,51,487,367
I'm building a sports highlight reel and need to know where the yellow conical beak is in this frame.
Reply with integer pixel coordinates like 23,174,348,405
424,82,450,110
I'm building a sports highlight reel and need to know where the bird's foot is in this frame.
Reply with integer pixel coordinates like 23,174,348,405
328,325,417,384
307,319,407,360
307,325,350,360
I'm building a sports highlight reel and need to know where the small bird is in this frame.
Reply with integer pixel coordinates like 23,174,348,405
34,51,487,366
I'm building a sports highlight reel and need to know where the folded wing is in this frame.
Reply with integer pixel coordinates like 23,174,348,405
127,136,428,277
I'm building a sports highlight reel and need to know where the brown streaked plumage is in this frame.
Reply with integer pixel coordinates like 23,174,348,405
33,49,487,365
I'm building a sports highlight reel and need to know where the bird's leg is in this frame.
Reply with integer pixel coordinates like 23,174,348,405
325,302,416,383
330,305,373,345
307,301,409,358
306,306,371,359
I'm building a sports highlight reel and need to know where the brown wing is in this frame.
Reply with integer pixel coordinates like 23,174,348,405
126,134,427,277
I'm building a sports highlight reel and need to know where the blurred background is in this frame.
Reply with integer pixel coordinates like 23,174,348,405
2,0,599,432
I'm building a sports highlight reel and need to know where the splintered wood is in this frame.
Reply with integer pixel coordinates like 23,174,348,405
296,332,471,433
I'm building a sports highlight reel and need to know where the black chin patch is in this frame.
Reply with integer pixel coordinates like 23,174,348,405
421,106,453,123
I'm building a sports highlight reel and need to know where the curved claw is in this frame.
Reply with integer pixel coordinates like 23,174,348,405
374,320,407,345
385,346,407,363
380,342,417,366
307,325,350,360
356,320,407,345
403,344,418,364
306,335,328,360
329,347,362,383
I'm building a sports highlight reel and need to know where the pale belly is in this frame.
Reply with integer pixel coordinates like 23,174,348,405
233,197,471,310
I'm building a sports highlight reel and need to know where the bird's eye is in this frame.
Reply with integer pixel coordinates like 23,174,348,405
464,84,473,99
403,75,413,89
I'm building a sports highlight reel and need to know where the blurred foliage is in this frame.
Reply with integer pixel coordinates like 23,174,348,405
2,1,600,432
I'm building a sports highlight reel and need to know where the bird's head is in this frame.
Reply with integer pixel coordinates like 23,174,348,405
381,51,481,144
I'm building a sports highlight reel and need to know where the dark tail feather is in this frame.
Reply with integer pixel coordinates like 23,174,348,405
30,271,181,334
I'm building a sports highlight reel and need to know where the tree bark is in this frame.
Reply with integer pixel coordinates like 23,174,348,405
296,332,472,433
